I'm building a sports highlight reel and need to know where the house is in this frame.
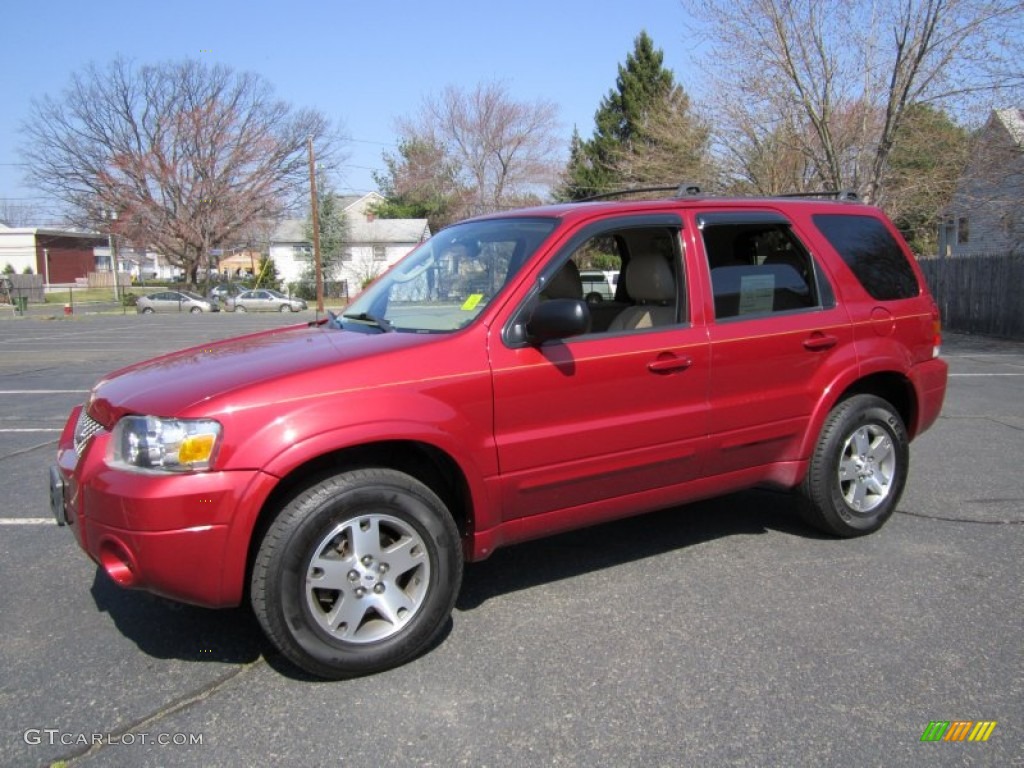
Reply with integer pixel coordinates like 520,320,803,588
939,108,1024,257
269,193,430,293
0,224,109,283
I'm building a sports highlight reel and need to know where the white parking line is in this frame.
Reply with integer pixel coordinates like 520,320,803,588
0,428,62,433
0,518,53,525
949,373,1024,377
0,390,89,394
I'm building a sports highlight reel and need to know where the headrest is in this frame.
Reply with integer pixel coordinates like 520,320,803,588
625,254,675,303
542,261,582,300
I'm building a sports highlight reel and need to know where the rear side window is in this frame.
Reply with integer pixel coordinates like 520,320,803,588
698,216,830,320
813,214,919,300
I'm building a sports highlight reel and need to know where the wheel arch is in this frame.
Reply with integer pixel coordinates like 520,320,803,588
243,440,473,599
799,370,917,469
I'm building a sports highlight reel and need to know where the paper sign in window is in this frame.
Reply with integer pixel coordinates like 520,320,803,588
738,274,775,315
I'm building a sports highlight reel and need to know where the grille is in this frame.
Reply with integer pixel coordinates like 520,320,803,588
73,409,105,457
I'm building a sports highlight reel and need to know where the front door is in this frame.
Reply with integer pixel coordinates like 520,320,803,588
489,214,710,522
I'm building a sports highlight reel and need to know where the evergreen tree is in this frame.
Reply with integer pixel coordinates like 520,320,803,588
884,104,970,255
559,31,710,200
370,138,460,231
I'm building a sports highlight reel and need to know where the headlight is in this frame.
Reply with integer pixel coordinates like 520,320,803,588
110,416,222,472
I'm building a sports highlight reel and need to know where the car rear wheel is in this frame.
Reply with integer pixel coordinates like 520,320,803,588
279,304,289,312
190,306,202,314
799,394,909,537
251,468,462,679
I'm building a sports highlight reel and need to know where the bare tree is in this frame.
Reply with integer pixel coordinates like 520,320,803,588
21,57,340,285
389,82,562,223
0,199,40,227
683,0,1023,202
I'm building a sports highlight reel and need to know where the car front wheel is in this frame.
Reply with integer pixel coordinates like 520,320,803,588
251,468,463,679
234,305,246,313
190,306,202,314
279,304,289,312
799,394,909,537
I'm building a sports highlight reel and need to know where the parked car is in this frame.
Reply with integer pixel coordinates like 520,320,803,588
136,290,218,314
51,187,948,680
226,289,307,312
208,283,244,304
580,269,619,302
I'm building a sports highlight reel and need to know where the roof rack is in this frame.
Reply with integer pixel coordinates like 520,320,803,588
772,189,861,202
576,184,860,203
579,185,679,202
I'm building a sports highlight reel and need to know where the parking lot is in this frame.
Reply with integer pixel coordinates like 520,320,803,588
1,313,1021,767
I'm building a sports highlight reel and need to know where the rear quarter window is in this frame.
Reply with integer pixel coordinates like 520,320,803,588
812,214,919,300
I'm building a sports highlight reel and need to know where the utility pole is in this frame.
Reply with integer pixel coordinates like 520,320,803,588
105,211,120,304
308,136,324,314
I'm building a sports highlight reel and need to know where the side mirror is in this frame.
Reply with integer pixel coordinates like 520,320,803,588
525,299,590,344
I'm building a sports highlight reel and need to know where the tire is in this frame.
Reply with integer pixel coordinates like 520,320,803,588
799,394,909,537
190,306,202,314
251,468,463,679
235,305,246,313
279,304,289,312
141,307,154,315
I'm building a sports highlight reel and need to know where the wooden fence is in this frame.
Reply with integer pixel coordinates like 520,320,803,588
918,253,1024,340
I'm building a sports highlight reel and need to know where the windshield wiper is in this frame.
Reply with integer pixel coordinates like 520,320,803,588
342,312,394,333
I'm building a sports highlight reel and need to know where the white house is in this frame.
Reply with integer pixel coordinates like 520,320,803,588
939,108,1024,257
269,193,430,294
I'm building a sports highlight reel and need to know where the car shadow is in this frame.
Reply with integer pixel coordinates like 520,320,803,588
456,488,827,611
89,572,265,666
87,488,824,677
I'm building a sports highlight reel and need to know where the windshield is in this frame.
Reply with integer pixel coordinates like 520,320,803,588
338,217,558,333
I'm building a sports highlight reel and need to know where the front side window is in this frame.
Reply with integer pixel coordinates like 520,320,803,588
701,216,826,320
504,217,686,345
338,217,559,333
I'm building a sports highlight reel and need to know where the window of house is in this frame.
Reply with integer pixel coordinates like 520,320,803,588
957,217,969,244
341,248,353,262
372,245,387,261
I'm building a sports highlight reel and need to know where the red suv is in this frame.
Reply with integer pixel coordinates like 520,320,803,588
50,190,948,678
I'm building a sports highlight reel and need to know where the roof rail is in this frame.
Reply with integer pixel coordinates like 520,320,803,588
575,185,860,203
578,184,681,202
773,189,861,202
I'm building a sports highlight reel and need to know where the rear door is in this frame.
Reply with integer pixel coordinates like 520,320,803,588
490,213,710,522
694,210,855,475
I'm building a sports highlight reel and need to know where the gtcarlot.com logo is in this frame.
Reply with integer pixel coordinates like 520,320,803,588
23,729,203,747
920,721,997,742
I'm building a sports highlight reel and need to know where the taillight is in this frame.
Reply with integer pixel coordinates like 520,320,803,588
931,305,942,358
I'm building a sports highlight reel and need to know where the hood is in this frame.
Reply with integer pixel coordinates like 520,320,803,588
87,324,429,426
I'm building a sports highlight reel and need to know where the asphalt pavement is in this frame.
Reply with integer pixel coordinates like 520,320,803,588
0,313,1020,767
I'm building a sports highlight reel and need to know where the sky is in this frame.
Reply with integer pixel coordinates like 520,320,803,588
1,0,702,225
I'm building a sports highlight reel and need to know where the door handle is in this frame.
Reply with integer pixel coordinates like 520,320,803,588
803,333,838,351
648,355,693,374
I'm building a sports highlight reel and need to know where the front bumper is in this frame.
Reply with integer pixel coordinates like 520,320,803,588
51,409,278,608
